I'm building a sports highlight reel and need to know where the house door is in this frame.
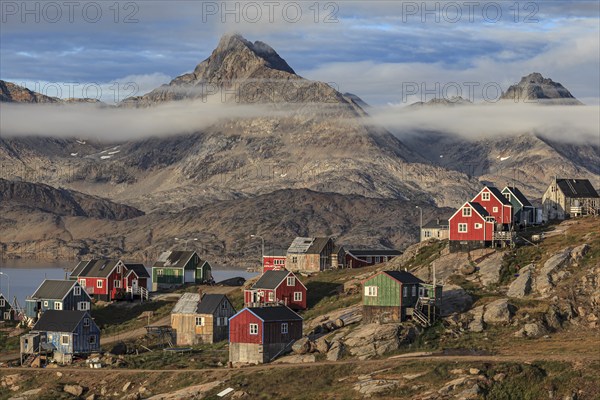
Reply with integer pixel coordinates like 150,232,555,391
184,269,194,283
132,279,138,292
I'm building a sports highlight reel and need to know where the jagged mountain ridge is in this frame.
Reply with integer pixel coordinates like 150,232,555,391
500,72,583,105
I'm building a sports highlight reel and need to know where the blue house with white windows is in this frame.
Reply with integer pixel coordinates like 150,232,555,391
25,280,92,321
21,310,100,364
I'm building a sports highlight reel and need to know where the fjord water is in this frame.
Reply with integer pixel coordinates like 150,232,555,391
0,260,257,305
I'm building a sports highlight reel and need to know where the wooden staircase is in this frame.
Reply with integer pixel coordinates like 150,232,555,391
412,298,432,327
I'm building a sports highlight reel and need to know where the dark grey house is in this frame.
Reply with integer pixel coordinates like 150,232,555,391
25,280,92,321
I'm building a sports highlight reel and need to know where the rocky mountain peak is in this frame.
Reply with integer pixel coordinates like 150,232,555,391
0,80,60,103
500,72,582,104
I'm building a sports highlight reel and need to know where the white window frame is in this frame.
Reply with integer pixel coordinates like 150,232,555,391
403,287,408,297
221,302,228,310
54,302,63,310
83,318,90,327
364,286,378,297
195,317,204,326
249,323,259,335
157,269,164,276
0,299,4,307
117,264,122,274
474,223,482,229
268,292,274,302
419,287,425,297
74,286,81,296
78,301,90,311
61,335,70,345
411,286,416,296
458,223,468,233
482,192,490,201
462,207,472,217
286,276,295,286
89,335,97,345
294,292,302,301
281,322,289,334
96,280,103,288
3,312,10,320
114,280,121,289
291,256,298,263
493,207,498,213
504,193,511,201
43,300,49,307
79,279,86,287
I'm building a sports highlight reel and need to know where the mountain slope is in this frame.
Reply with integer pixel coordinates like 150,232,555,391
500,72,583,105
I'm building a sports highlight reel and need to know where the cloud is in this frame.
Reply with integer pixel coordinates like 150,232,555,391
367,103,600,144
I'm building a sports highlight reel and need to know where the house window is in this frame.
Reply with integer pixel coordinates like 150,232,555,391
96,280,103,288
117,264,122,274
157,269,164,276
74,286,81,296
174,269,180,277
474,223,482,229
78,302,90,311
114,280,121,289
365,286,378,297
268,292,274,302
462,207,472,217
83,318,90,327
291,256,298,263
79,279,86,287
281,323,289,334
482,192,490,201
458,223,468,233
217,317,228,326
294,292,302,301
221,302,228,310
43,301,49,307
505,193,511,201
366,256,372,263
89,336,97,345
195,317,204,326
287,276,295,286
493,207,498,213
249,323,258,335
411,286,416,296
419,287,425,297
3,312,9,320
403,287,408,297
424,230,431,238
0,299,4,307
54,302,62,310
61,335,70,345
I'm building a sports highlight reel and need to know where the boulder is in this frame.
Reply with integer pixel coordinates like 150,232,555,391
507,265,534,298
515,321,548,338
441,284,473,316
345,323,402,359
291,337,312,354
64,384,84,397
536,248,571,295
110,342,128,355
483,299,515,324
460,264,476,275
354,378,398,396
315,337,330,353
458,383,482,399
326,342,345,361
571,244,589,262
468,306,485,332
477,252,504,286
273,354,316,364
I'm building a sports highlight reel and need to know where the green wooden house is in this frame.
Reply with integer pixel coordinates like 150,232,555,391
152,251,213,291
362,270,442,325
501,186,536,226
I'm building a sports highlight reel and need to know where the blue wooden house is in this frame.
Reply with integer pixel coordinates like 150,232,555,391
25,280,92,321
21,310,100,364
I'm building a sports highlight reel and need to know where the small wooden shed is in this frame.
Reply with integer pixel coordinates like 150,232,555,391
171,292,236,345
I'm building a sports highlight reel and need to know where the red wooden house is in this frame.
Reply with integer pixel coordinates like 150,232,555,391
471,186,513,226
449,202,496,252
244,270,307,310
262,249,287,273
229,306,303,364
70,259,148,301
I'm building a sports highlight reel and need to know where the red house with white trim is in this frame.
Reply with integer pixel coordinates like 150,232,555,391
471,186,513,226
262,249,287,273
229,306,303,364
244,270,307,310
70,259,149,301
449,202,496,252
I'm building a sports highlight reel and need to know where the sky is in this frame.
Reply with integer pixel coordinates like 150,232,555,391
1,1,599,105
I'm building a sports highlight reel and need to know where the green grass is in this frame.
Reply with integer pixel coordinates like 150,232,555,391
0,330,20,352
120,341,229,370
93,300,175,335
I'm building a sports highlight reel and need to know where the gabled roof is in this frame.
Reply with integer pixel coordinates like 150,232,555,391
422,219,449,229
171,292,201,314
502,186,533,207
124,263,150,278
252,270,291,290
245,306,302,321
30,280,76,300
482,186,512,206
70,259,122,278
0,293,12,308
449,202,490,222
153,251,201,269
32,310,92,332
382,270,424,284
287,237,332,254
348,249,402,257
556,179,599,198
196,294,230,314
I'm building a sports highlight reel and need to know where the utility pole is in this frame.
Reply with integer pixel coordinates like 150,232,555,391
250,234,265,259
